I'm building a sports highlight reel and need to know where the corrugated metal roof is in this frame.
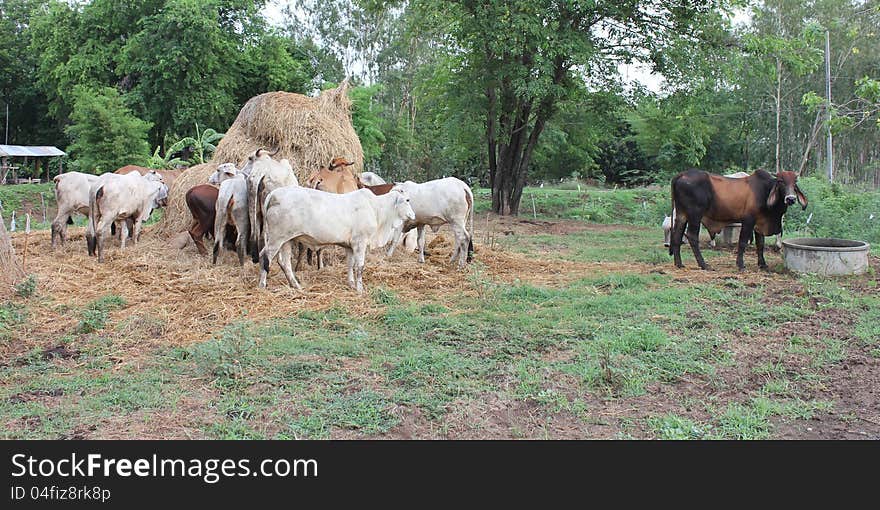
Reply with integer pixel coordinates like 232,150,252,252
0,145,66,157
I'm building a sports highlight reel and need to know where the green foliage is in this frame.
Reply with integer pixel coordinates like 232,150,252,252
14,276,37,298
190,322,258,381
75,295,126,334
348,84,386,165
784,177,880,244
166,123,224,165
64,87,152,174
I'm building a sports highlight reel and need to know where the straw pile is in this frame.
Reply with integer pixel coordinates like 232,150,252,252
7,226,605,352
0,212,24,294
156,80,363,238
152,163,217,237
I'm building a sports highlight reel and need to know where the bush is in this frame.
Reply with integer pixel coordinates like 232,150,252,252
784,177,880,244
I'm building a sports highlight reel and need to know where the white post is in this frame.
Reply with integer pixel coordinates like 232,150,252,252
825,30,834,182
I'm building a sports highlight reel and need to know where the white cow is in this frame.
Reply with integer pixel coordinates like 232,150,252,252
386,177,475,268
662,171,783,250
258,186,415,293
209,163,251,265
243,149,298,262
359,171,386,186
86,172,168,262
52,171,99,247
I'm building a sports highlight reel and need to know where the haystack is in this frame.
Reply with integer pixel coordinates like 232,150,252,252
152,163,217,237
0,211,24,293
156,80,363,237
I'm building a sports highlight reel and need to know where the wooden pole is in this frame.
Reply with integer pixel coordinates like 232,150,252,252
22,213,30,272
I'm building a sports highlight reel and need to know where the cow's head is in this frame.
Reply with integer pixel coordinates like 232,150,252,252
391,186,416,222
209,163,239,185
328,157,354,171
154,182,169,208
144,169,165,183
767,170,808,210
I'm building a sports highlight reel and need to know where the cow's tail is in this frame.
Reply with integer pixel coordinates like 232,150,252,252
248,175,264,263
87,186,103,257
465,185,475,262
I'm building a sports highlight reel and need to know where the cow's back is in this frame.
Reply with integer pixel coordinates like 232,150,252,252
266,187,374,243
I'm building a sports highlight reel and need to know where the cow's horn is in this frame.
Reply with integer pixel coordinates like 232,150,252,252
268,147,280,157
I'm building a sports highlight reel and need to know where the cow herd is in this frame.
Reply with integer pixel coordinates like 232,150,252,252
49,157,808,290
50,149,475,293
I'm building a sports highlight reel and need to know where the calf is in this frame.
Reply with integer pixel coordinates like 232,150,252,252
52,171,98,247
669,169,807,271
259,187,415,293
305,157,359,194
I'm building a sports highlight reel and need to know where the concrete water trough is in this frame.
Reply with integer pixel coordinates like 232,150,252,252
782,238,871,276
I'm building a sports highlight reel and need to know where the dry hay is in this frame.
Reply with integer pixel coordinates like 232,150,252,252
0,211,24,295
212,80,363,181
151,163,217,237
8,227,611,355
156,80,363,238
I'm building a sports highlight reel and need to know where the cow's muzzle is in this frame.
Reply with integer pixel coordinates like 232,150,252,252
785,195,796,206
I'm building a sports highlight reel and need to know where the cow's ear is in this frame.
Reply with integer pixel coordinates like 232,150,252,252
795,184,808,210
766,182,780,208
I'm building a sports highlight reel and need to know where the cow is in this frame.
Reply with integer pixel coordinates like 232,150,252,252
244,148,298,262
356,179,418,253
662,171,783,250
669,169,807,271
298,157,361,269
258,186,415,293
305,157,359,194
51,171,99,247
209,163,251,265
359,171,386,186
386,177,475,268
86,172,168,262
185,184,221,257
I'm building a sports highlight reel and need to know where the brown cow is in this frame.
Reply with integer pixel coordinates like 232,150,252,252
185,184,219,256
670,169,807,271
305,157,358,194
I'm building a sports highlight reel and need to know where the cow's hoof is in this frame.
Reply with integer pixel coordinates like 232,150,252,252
701,266,716,272
674,263,685,269
758,264,769,272
737,266,746,273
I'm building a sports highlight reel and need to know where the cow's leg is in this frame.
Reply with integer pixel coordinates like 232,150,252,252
352,243,366,293
735,219,756,272
236,221,248,266
386,229,403,257
754,231,768,270
671,214,688,268
95,217,112,263
685,215,709,270
450,222,468,268
51,209,71,248
345,247,356,290
118,221,129,250
259,237,288,289
417,226,427,263
295,243,307,272
277,240,302,290
317,248,325,270
214,219,226,265
190,221,207,256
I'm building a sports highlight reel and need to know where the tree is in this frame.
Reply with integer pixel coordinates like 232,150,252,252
348,84,386,166
421,0,723,215
64,87,152,174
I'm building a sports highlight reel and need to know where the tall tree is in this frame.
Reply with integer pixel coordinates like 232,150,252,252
422,0,723,215
64,86,152,174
